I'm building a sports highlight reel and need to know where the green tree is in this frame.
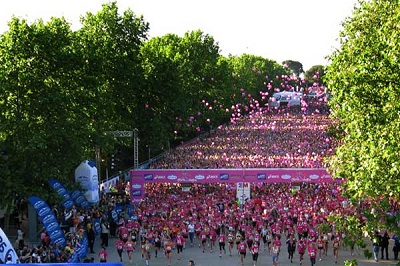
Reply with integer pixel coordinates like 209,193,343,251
140,30,225,144
0,1,150,205
0,17,86,205
225,54,288,112
304,65,326,86
282,60,304,76
326,0,400,234
139,34,183,153
76,1,149,171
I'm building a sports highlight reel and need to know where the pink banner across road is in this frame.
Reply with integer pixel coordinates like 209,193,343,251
129,168,339,204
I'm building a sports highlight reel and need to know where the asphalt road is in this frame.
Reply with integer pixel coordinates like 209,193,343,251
88,236,399,266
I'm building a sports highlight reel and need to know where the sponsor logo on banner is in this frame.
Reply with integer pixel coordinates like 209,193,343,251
50,230,62,239
281,174,291,180
38,207,51,217
112,210,118,221
63,200,74,210
54,238,65,245
76,195,85,203
131,190,142,196
167,175,177,180
195,175,205,180
220,174,229,180
52,182,61,189
94,221,101,235
47,222,59,232
43,214,56,225
257,173,266,180
144,174,153,180
5,249,17,262
131,198,141,204
131,184,142,189
34,200,46,209
57,188,67,195
268,174,280,179
0,227,18,263
309,174,319,179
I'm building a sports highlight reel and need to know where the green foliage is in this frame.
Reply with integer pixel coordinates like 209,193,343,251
344,259,358,266
0,2,149,206
363,249,372,260
317,223,330,234
225,54,289,105
326,0,400,234
304,65,326,86
0,1,296,206
0,16,88,205
282,60,304,76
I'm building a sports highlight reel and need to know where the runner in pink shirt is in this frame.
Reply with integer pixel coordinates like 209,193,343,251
297,236,307,265
250,241,260,266
332,235,341,263
126,219,134,234
218,231,227,257
119,226,129,243
98,247,108,263
272,235,282,251
246,230,254,249
115,238,125,262
253,230,261,246
209,228,217,253
124,237,135,263
308,242,317,266
199,228,207,253
316,235,325,261
227,230,235,256
238,238,247,266
175,232,185,260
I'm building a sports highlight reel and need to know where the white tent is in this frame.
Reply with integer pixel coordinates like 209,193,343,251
269,91,302,107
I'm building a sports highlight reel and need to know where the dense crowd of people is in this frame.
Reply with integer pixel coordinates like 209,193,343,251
12,187,131,264
11,181,400,265
8,98,400,265
150,101,338,169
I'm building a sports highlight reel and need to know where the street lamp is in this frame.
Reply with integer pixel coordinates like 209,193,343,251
146,145,151,162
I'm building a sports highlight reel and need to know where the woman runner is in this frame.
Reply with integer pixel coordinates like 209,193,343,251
238,238,247,266
227,230,235,256
218,231,226,257
164,237,173,266
250,241,260,266
124,237,135,263
115,237,125,262
144,239,152,266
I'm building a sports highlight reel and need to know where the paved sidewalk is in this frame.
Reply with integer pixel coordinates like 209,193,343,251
88,236,399,266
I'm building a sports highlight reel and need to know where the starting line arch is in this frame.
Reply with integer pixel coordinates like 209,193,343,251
129,168,339,204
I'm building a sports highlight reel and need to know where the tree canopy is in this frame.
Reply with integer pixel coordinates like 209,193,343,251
326,0,400,234
0,2,295,206
282,60,304,76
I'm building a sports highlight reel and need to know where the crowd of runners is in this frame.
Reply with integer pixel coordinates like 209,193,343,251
13,180,400,265
10,99,400,265
150,101,337,170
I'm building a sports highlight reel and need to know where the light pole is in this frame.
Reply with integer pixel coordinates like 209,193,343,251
147,146,151,162
104,129,137,170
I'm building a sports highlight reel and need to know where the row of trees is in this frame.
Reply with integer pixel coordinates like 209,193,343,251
1,0,398,248
0,2,317,206
326,0,400,236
